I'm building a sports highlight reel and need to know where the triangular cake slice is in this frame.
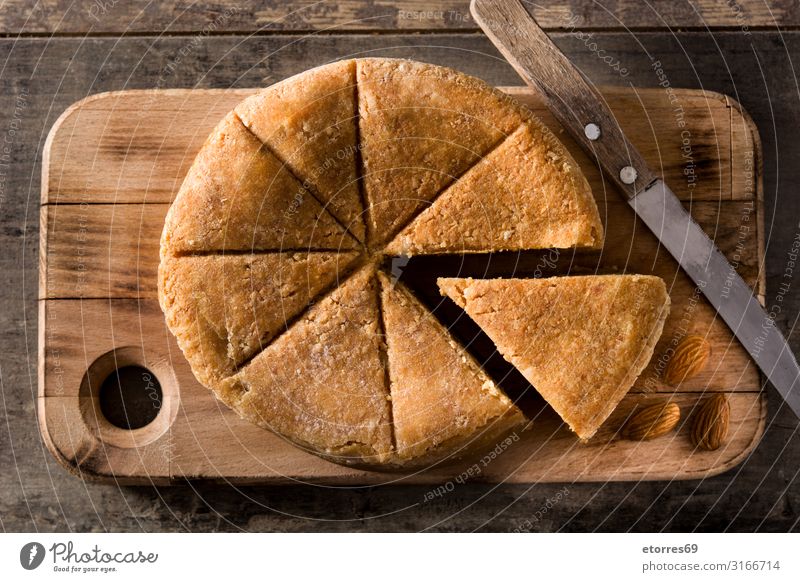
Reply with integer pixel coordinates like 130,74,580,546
438,276,670,440
379,272,527,466
236,60,365,241
162,112,357,254
357,58,524,247
159,251,360,386
386,123,603,255
218,266,394,466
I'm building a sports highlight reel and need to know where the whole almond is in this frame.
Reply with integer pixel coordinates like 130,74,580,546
691,394,730,451
664,335,711,385
622,402,681,440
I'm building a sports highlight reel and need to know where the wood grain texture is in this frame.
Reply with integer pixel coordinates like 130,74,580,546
5,29,800,531
40,297,765,484
2,0,798,34
39,200,762,394
42,87,745,204
472,0,656,198
39,86,765,483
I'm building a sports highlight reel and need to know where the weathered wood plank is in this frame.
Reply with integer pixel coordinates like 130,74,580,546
39,88,764,483
40,201,762,395
41,203,164,299
43,87,743,204
171,389,765,483
2,0,797,34
39,298,765,483
40,201,760,300
6,30,799,530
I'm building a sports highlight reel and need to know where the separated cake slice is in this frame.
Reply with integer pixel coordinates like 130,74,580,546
378,272,527,466
236,60,366,241
357,58,524,247
439,276,670,440
217,265,394,466
161,112,357,254
158,251,361,386
385,123,603,255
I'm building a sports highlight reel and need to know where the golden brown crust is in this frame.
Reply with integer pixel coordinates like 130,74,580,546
385,122,603,255
158,58,622,469
235,60,365,242
218,266,394,465
379,272,527,465
161,112,357,254
439,275,670,440
357,58,525,247
158,251,360,385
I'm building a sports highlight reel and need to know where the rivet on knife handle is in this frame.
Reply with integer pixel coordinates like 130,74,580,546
473,0,800,420
470,0,656,199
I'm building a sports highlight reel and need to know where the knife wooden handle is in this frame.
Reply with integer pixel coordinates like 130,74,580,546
470,0,656,199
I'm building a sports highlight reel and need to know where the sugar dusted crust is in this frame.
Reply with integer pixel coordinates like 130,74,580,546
439,275,670,440
385,122,602,255
159,58,622,470
357,58,526,247
161,112,357,254
235,60,365,242
158,251,359,385
214,266,394,465
379,272,527,467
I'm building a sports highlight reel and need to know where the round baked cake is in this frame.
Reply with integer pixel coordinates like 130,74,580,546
158,58,603,469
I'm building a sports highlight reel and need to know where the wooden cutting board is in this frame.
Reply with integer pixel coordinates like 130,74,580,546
39,86,766,485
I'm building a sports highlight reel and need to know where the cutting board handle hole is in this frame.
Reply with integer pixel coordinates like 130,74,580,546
98,365,163,430
80,347,177,448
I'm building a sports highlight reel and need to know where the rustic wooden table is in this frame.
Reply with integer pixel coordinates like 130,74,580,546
2,0,799,532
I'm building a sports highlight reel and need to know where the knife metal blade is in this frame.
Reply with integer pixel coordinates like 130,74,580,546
634,180,800,416
471,0,800,417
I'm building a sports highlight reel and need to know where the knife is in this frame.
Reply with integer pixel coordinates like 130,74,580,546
471,0,800,418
